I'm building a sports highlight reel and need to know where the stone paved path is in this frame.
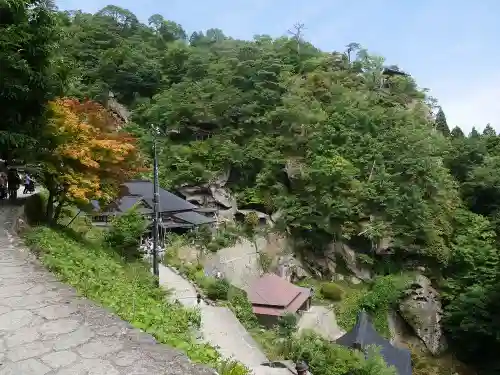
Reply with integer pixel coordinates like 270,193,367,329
0,194,215,375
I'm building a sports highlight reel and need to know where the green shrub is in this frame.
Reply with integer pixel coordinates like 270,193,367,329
189,223,241,253
181,263,199,281
281,332,396,375
208,225,240,252
258,252,272,272
206,278,230,300
359,274,410,311
216,359,251,375
320,282,344,301
334,274,411,337
104,208,147,259
277,312,298,337
357,253,374,266
228,287,259,329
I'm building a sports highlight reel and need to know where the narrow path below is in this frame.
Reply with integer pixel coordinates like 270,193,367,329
297,305,345,341
158,264,269,370
0,189,214,375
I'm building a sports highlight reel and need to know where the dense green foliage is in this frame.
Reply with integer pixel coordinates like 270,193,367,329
277,312,298,337
9,2,500,374
334,274,410,338
0,0,62,161
105,207,148,259
282,332,397,375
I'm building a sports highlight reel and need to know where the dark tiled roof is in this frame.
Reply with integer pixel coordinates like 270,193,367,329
122,180,196,213
90,200,101,211
173,211,215,225
194,207,218,213
117,196,143,212
159,222,194,229
336,311,412,375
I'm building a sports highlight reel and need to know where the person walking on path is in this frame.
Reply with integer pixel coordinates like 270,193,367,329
7,168,20,199
0,172,7,199
23,173,31,194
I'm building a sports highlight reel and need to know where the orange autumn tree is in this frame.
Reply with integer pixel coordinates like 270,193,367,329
41,98,146,222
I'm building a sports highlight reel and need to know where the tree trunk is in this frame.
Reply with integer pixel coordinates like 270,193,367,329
46,189,55,224
53,199,66,223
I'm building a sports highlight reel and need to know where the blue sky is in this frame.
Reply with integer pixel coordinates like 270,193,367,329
56,0,500,133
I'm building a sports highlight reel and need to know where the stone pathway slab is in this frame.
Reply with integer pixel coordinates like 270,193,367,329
0,190,216,375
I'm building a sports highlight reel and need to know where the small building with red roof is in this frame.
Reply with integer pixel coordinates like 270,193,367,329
247,273,312,326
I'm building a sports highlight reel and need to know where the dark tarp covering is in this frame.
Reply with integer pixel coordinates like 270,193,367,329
336,310,412,375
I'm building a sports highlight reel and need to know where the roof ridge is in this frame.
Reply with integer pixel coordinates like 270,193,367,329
354,310,370,347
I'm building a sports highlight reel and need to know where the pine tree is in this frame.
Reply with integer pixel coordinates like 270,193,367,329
470,127,480,138
483,124,496,137
450,126,464,138
435,107,450,137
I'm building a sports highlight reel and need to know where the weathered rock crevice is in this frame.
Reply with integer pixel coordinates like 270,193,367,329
398,275,447,356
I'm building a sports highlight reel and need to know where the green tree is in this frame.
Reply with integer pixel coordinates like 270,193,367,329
483,124,496,136
435,107,450,136
97,40,162,105
105,207,148,259
450,126,464,138
95,5,139,33
470,127,480,137
148,14,186,44
444,280,500,373
0,0,61,161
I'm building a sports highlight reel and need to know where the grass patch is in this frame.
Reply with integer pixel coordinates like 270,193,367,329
296,278,328,304
297,277,363,305
24,226,222,366
163,250,221,300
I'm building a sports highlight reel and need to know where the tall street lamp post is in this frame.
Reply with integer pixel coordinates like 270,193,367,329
151,125,161,286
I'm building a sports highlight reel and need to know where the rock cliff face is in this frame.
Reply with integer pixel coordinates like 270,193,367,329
399,275,447,356
296,240,372,282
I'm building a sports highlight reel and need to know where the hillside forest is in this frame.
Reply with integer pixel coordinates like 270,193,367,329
2,1,500,374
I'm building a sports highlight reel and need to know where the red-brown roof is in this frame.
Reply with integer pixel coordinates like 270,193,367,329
248,273,311,316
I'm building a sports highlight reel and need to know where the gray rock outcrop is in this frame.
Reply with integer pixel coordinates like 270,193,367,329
276,254,309,281
331,242,372,281
178,171,238,221
398,275,447,356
